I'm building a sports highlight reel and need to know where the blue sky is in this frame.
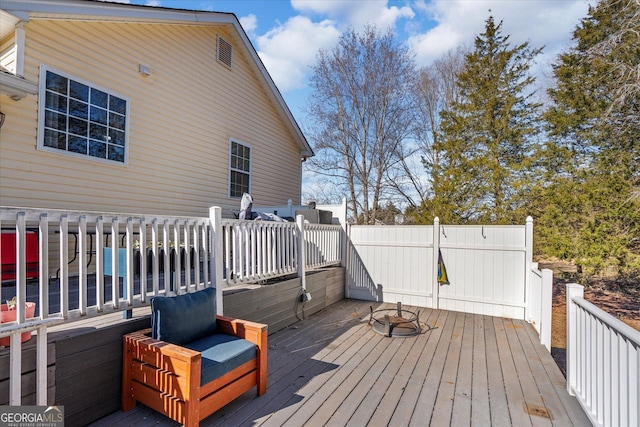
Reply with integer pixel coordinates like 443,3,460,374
118,0,593,125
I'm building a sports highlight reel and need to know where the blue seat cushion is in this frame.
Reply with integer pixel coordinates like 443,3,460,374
150,287,217,345
183,333,257,386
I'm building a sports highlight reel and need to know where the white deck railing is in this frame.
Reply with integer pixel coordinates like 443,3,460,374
0,207,214,406
528,264,553,351
0,205,344,405
304,223,344,270
566,283,640,427
219,217,299,286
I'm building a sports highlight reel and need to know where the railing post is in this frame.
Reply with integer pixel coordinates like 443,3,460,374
124,218,134,318
432,217,440,309
10,335,21,405
525,216,533,322
210,207,224,315
338,197,347,268
16,212,26,324
540,268,553,351
36,324,48,405
296,214,307,291
566,282,584,396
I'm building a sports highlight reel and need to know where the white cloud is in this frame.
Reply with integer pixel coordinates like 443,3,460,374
255,1,416,94
291,0,414,31
239,14,258,35
409,0,592,68
250,0,592,98
255,15,341,92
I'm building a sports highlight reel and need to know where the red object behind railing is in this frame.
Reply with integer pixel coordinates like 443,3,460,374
1,230,39,281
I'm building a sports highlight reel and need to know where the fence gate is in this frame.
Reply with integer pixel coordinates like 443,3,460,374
345,220,532,320
345,225,436,308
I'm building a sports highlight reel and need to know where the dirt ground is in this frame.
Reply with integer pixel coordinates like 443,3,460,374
550,280,640,376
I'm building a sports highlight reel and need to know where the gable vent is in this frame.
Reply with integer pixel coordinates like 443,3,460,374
217,37,233,67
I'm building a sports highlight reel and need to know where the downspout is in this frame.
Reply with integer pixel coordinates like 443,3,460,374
300,156,307,204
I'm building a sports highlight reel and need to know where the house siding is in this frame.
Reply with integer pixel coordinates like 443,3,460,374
0,19,302,216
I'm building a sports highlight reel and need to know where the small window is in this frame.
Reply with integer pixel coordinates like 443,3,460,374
217,36,233,68
229,140,251,198
37,65,129,164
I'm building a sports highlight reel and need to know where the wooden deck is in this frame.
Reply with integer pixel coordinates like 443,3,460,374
91,300,589,426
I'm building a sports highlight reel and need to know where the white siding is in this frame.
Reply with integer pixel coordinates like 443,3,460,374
0,19,303,216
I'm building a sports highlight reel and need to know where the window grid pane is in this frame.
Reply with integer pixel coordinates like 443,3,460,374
42,69,127,163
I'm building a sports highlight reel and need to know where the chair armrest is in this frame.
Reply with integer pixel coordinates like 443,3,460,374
124,329,200,364
216,315,268,395
216,315,268,345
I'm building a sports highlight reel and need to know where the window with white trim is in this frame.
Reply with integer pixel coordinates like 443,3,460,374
229,140,251,198
38,65,129,164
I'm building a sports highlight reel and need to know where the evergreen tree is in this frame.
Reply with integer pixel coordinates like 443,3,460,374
428,16,543,224
540,0,640,276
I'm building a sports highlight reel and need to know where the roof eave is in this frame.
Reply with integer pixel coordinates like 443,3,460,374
0,72,38,100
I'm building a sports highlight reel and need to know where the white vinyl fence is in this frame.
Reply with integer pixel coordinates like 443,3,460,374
528,264,553,350
566,283,640,427
346,216,552,323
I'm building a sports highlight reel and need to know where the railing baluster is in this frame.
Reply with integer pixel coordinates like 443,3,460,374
193,222,200,291
183,220,190,291
78,215,87,315
39,214,49,318
139,217,147,302
96,217,104,311
111,217,120,308
173,220,181,294
59,214,69,318
162,220,170,294
152,219,159,296
125,218,134,308
201,222,209,289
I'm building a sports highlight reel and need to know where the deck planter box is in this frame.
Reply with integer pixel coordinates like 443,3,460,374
0,301,36,346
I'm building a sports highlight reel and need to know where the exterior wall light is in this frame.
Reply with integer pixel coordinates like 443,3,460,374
139,64,151,76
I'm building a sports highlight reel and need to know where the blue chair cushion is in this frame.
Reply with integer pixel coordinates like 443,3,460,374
150,287,217,345
183,333,257,386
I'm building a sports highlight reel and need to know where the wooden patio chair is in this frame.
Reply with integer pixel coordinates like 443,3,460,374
121,287,267,427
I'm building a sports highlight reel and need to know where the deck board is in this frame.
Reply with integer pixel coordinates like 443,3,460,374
409,309,457,426
366,308,440,427
387,308,448,426
471,313,491,426
485,314,511,427
90,300,590,427
450,312,474,426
